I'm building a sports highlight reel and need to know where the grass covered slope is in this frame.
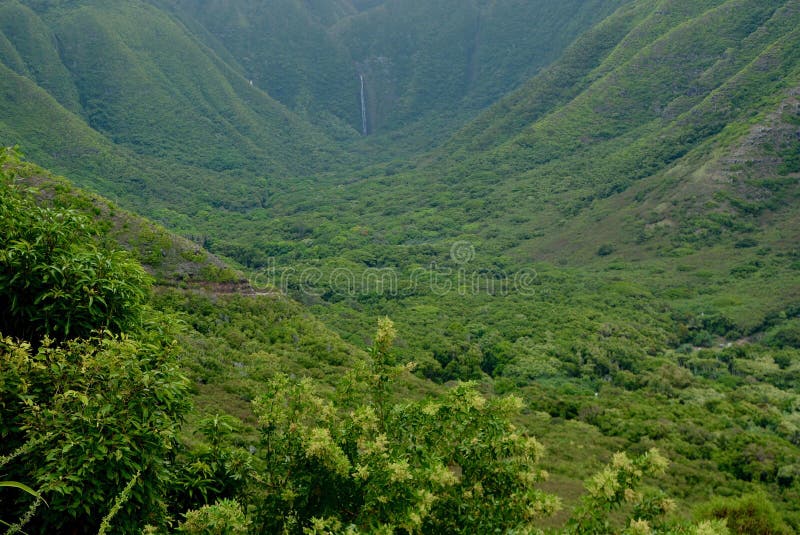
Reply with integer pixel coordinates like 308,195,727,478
429,0,800,210
0,0,357,233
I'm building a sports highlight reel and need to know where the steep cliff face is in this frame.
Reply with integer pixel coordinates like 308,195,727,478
331,0,625,137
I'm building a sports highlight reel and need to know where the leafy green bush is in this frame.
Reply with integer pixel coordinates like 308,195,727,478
565,450,673,534
0,148,149,341
597,243,615,257
178,499,249,535
697,493,793,535
764,320,800,349
170,415,253,515
0,331,190,533
249,318,560,533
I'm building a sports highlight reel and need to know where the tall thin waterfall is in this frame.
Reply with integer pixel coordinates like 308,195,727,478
359,74,368,135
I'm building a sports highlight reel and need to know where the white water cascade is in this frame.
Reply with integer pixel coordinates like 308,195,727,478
359,74,368,135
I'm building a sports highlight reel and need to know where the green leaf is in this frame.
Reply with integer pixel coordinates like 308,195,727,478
0,481,47,505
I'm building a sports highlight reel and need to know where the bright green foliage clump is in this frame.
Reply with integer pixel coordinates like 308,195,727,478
250,318,560,533
566,450,673,534
0,147,190,533
0,333,190,533
697,493,794,535
178,498,250,535
0,147,149,341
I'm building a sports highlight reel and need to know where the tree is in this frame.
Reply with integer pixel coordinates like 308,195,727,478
249,317,560,533
565,450,674,534
0,332,190,533
0,147,149,342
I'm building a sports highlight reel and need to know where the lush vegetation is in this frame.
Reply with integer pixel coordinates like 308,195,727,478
0,148,190,533
2,0,800,532
2,149,752,533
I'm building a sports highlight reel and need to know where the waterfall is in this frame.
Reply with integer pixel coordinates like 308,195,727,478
359,74,368,136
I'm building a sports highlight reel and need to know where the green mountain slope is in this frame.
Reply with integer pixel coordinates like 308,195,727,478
9,0,343,172
334,0,625,135
167,0,624,152
167,0,361,138
0,0,389,255
449,0,797,183
3,0,800,527
0,63,269,226
0,0,81,113
0,0,363,238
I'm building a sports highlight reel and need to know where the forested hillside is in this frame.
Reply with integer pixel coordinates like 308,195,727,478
167,0,623,145
2,0,800,532
1,148,745,534
0,0,613,219
0,0,348,228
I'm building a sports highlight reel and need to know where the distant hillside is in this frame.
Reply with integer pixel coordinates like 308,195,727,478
0,0,340,173
162,0,625,150
198,0,800,358
332,0,625,138
429,0,800,280
0,0,350,231
283,0,800,266
0,0,622,227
